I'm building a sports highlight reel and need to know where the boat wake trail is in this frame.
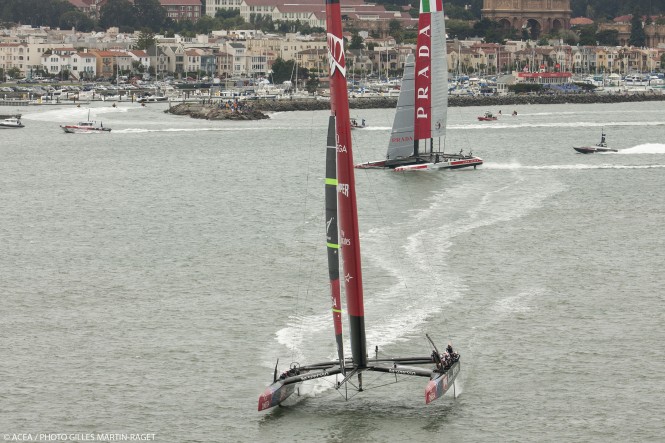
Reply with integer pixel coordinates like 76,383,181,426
451,121,665,131
273,174,565,370
360,126,391,131
113,127,260,134
361,175,564,349
484,162,665,170
617,143,665,154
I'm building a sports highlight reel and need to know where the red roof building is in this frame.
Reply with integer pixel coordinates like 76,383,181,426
570,17,593,26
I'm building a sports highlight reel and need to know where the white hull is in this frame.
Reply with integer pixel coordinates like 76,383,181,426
61,126,111,134
0,117,24,128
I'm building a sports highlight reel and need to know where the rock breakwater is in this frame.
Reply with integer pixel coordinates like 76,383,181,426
167,92,665,120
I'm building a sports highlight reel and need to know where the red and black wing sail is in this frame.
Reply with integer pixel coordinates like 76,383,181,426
325,0,367,369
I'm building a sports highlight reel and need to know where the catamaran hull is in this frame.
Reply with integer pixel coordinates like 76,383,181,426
258,380,298,411
356,156,483,171
425,360,461,404
355,160,388,169
394,157,483,171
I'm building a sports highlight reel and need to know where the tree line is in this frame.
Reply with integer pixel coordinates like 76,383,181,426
0,0,323,36
0,0,663,47
370,0,665,21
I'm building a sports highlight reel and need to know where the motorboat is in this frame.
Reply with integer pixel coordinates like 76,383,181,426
573,130,617,153
61,110,111,133
477,111,497,121
350,117,367,129
0,116,24,129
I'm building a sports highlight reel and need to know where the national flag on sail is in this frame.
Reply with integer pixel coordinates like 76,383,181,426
420,0,443,13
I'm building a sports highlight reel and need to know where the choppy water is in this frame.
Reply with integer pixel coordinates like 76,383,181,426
1,101,664,442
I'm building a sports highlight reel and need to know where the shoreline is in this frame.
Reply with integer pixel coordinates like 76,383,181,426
166,92,665,120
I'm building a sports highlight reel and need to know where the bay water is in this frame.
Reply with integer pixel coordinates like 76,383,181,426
1,100,664,442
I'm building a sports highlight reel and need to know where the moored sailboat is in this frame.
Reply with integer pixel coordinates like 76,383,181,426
258,0,460,412
355,0,482,171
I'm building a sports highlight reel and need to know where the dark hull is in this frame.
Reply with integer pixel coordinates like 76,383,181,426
356,153,482,170
574,146,618,154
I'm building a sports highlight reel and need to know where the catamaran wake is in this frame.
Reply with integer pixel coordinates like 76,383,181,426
112,127,269,134
272,175,563,375
511,109,665,117
451,121,665,131
22,106,129,122
483,162,665,170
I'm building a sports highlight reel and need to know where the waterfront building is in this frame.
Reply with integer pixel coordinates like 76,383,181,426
482,0,571,39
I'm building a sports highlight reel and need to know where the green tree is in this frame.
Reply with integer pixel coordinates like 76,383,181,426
558,29,579,46
59,10,95,32
0,0,75,27
135,29,156,50
194,15,218,34
388,19,403,43
7,66,21,79
444,4,476,20
100,0,137,30
473,18,507,44
596,29,619,46
134,0,166,32
629,10,646,47
131,60,145,73
446,19,472,40
349,34,364,50
215,8,240,19
578,25,598,45
270,57,295,84
214,9,246,30
305,74,319,94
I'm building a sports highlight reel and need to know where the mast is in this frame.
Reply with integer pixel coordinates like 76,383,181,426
414,0,447,153
325,0,367,370
325,116,344,368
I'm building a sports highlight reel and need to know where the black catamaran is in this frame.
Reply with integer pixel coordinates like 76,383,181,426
258,0,460,412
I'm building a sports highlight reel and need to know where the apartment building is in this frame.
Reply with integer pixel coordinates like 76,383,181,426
160,0,203,22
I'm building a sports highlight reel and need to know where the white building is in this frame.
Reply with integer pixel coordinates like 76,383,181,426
70,52,97,80
128,50,151,73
